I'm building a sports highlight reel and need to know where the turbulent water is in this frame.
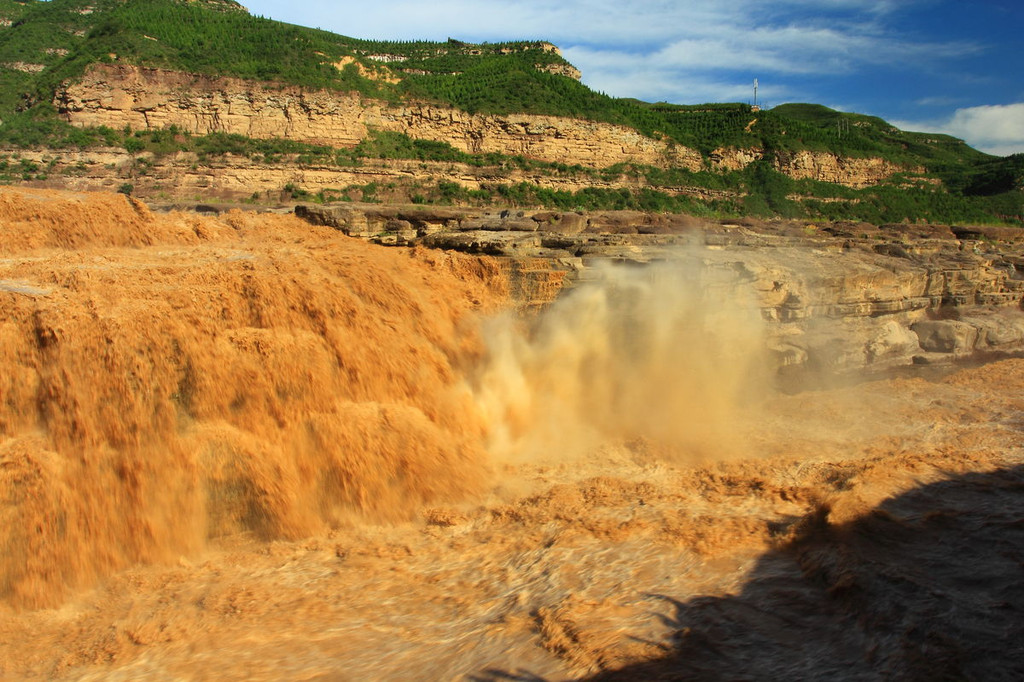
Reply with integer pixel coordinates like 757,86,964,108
1,188,1022,680
0,188,506,608
474,258,770,465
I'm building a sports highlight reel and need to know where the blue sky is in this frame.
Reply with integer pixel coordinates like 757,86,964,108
241,0,1024,156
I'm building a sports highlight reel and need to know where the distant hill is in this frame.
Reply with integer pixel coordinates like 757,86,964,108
0,0,1020,225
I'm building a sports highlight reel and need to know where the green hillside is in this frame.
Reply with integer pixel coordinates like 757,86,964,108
0,0,1020,225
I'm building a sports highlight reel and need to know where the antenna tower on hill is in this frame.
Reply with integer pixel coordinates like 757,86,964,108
752,78,760,112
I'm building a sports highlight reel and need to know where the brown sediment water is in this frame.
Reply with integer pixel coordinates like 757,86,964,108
1,188,1022,680
0,187,505,609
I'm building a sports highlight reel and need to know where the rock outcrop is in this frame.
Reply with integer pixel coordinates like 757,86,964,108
56,64,922,187
711,147,921,188
3,146,717,203
296,202,1024,373
57,64,694,170
773,149,919,189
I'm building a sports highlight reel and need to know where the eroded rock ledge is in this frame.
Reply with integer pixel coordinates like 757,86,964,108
57,64,915,187
57,64,689,170
296,202,1024,374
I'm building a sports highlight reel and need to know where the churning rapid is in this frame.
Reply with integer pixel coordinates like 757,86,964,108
0,187,505,608
0,189,765,609
1,188,1022,680
474,258,769,464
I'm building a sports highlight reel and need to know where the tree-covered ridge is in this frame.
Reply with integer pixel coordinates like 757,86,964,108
348,37,568,72
0,0,578,112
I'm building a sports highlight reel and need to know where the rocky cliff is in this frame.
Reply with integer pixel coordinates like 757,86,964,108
711,147,920,188
3,146,720,204
296,202,1024,374
773,149,920,188
56,64,919,187
58,64,692,170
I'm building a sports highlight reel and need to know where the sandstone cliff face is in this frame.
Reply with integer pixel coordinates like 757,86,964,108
7,147,719,204
58,64,695,170
534,62,583,80
711,147,918,188
369,103,696,169
773,150,918,189
54,64,930,189
710,147,763,172
57,65,369,146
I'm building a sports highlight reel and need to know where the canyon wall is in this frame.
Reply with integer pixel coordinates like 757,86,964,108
774,149,919,188
3,147,706,203
297,202,1024,373
57,64,692,170
56,64,917,187
711,147,920,189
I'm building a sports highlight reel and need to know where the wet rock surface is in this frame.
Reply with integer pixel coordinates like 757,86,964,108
298,202,1024,373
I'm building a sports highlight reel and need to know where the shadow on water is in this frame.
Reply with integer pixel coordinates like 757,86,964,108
469,672,550,682
478,465,1024,681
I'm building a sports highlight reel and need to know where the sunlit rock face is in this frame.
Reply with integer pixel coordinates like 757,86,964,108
299,202,1024,373
57,64,698,170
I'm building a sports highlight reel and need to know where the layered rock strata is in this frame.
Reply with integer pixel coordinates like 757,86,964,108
297,202,1024,373
57,64,690,169
56,64,918,186
2,148,731,203
711,147,922,189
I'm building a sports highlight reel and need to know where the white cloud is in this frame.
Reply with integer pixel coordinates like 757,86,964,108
914,96,966,107
894,103,1024,156
562,45,797,104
